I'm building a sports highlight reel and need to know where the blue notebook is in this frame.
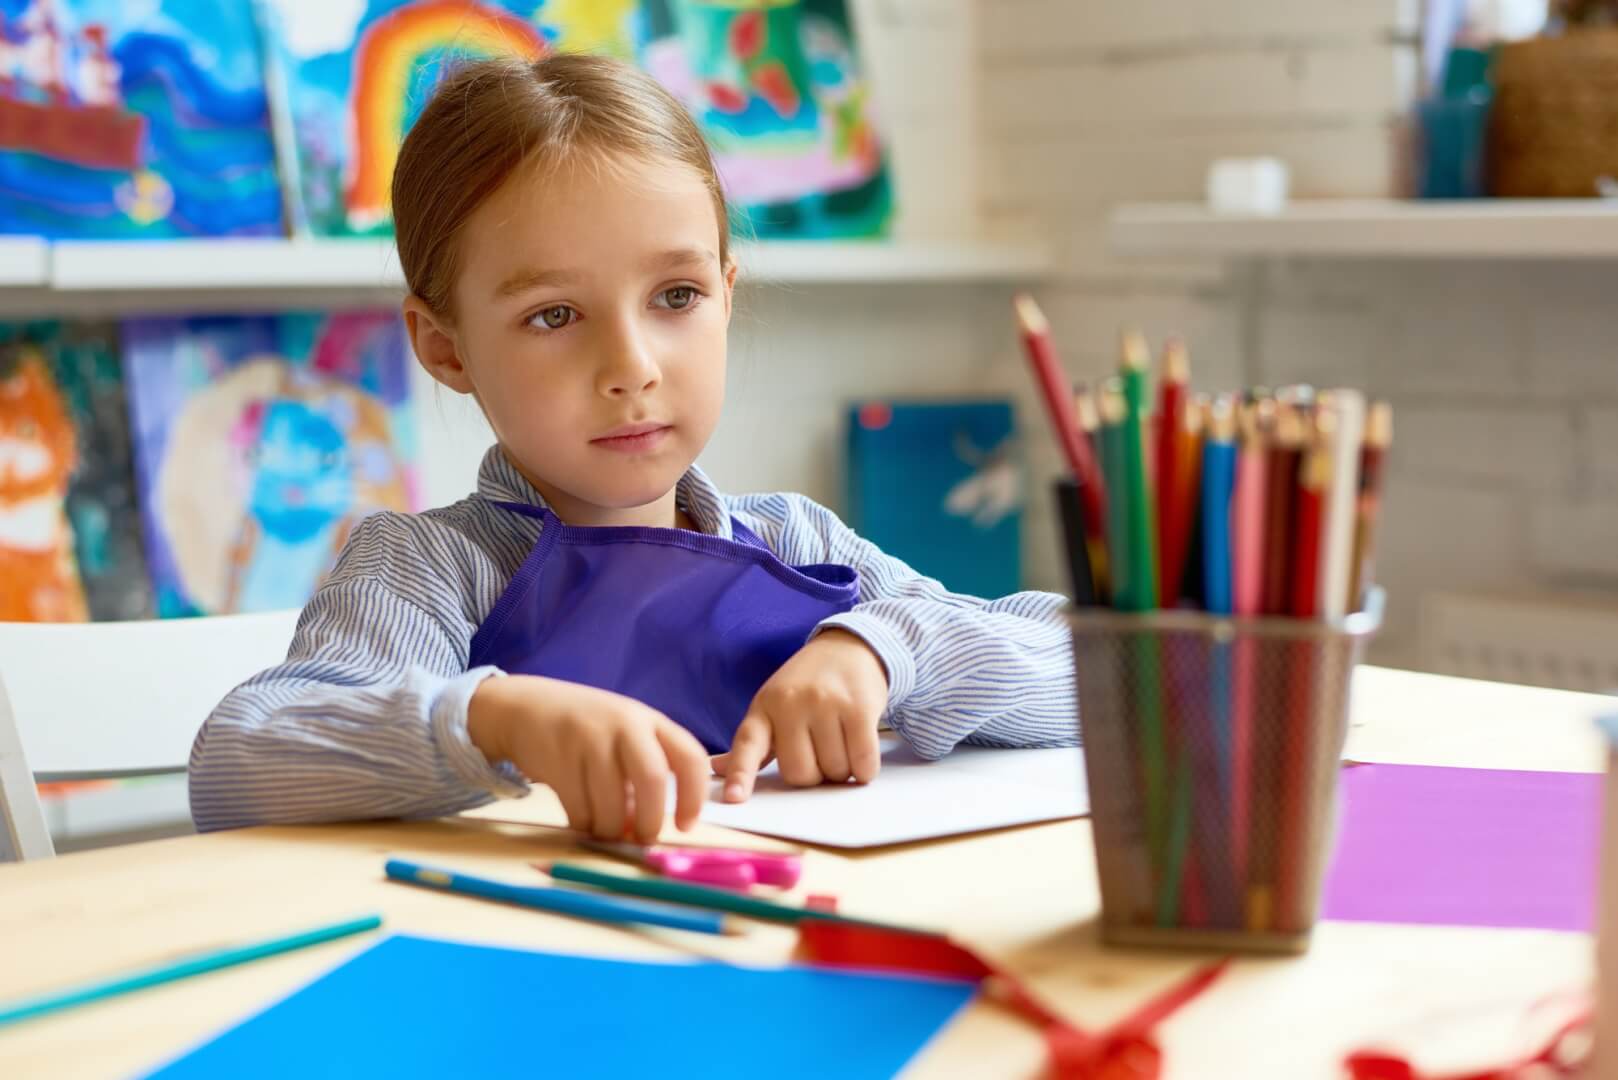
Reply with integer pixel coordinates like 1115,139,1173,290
142,934,975,1078
846,400,1022,598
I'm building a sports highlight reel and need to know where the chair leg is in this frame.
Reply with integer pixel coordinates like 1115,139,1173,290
0,686,53,862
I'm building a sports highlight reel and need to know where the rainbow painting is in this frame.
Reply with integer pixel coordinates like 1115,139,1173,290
0,0,283,238
258,0,546,236
259,0,890,239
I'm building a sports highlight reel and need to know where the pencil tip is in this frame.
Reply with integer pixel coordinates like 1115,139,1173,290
1120,329,1150,372
1013,293,1048,334
1162,338,1190,381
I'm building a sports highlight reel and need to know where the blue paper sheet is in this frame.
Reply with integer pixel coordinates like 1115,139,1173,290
142,934,976,1079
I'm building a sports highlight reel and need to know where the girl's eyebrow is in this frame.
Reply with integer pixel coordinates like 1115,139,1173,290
644,247,718,274
493,248,718,300
494,266,576,299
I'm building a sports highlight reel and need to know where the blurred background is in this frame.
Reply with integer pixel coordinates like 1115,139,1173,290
1,0,1612,846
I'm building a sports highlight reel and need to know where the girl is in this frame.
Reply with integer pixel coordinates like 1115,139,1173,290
190,54,1077,843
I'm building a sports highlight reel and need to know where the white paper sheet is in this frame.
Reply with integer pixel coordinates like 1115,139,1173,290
700,736,1089,848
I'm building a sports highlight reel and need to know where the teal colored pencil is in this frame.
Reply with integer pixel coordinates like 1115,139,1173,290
385,859,734,936
1097,382,1132,608
0,913,382,1030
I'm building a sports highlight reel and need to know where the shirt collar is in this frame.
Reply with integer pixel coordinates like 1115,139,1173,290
474,445,732,539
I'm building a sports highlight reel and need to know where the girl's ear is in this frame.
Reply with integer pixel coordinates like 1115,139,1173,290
403,296,475,395
722,260,738,320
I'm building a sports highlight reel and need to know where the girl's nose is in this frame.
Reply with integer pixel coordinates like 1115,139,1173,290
597,324,662,398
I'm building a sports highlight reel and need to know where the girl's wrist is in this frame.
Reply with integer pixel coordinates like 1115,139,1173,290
467,675,515,764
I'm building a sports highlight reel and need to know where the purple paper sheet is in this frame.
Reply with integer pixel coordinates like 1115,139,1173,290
1320,764,1603,932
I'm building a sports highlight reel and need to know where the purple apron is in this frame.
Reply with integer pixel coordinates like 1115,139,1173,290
468,502,861,752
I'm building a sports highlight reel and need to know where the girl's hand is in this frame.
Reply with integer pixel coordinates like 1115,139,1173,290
712,629,889,803
468,674,709,843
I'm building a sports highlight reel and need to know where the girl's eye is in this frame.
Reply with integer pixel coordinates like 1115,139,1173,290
657,287,698,311
531,305,576,330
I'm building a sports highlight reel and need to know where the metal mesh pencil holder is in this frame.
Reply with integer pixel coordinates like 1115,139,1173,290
1068,592,1382,954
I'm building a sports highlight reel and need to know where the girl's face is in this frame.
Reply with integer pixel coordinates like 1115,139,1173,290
406,153,734,527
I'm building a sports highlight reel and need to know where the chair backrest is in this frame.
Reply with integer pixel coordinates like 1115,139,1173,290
0,610,299,861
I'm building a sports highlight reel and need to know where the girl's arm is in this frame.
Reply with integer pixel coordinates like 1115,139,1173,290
733,494,1079,759
188,532,528,833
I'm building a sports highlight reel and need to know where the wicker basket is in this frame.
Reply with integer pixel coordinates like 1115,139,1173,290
1491,29,1618,197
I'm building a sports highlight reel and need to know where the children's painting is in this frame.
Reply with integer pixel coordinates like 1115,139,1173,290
845,401,1022,599
0,0,284,238
636,0,891,238
123,311,419,617
0,321,153,622
258,0,889,238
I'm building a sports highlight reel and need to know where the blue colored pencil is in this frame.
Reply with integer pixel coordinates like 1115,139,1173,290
0,913,383,1030
1200,402,1237,617
384,859,737,936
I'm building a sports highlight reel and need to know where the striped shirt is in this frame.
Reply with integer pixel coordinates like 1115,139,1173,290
189,446,1078,832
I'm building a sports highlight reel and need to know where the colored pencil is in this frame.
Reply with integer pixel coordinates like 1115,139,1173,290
0,914,383,1030
1155,340,1191,604
541,862,938,937
1116,338,1168,884
1074,384,1111,602
1228,401,1269,910
1260,406,1305,615
1157,744,1194,927
1016,295,1108,584
1097,382,1131,603
1317,390,1366,621
1349,401,1393,612
1200,400,1237,617
1232,399,1272,618
1118,331,1159,612
1288,420,1329,620
1274,421,1332,930
385,859,737,936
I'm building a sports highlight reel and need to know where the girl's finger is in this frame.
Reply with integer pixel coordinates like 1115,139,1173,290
551,766,593,837
656,719,711,830
619,729,669,844
809,709,851,783
720,711,773,803
775,711,822,788
844,711,882,784
584,748,625,841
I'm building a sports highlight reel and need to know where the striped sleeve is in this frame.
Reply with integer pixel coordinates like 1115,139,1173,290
187,516,528,832
730,493,1079,759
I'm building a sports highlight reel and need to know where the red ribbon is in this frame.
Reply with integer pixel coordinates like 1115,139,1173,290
796,921,1227,1080
1343,1005,1591,1080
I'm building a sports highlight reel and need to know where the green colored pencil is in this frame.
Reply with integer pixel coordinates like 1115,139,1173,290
0,913,382,1030
1157,749,1195,927
542,862,938,938
1118,331,1159,613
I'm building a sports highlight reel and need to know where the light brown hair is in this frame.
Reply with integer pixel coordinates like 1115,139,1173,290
392,53,730,319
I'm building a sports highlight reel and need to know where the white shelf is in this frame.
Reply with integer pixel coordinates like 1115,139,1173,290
739,238,1051,283
52,238,403,291
1111,199,1618,259
0,237,1049,310
0,236,48,285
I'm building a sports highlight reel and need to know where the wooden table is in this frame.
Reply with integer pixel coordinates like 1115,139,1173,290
0,666,1610,1079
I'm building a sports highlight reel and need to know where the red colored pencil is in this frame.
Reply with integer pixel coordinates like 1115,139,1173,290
1154,340,1190,603
1014,295,1108,576
1274,418,1332,930
1260,406,1304,616
1349,401,1393,613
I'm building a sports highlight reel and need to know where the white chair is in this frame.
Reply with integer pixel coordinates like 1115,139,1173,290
0,610,300,862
